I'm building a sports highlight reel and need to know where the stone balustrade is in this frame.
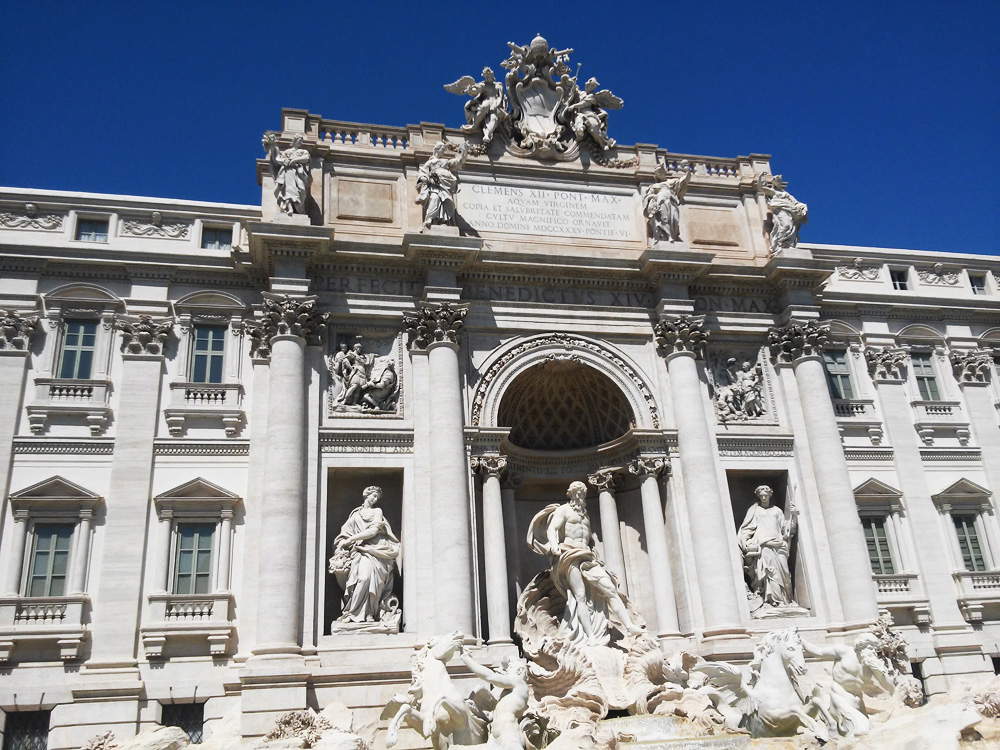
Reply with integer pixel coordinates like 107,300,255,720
27,377,112,435
0,594,89,662
873,573,917,596
164,381,245,437
318,120,410,150
142,592,234,658
910,400,971,445
833,398,877,419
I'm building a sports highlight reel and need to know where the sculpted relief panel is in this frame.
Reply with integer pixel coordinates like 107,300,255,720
326,334,401,416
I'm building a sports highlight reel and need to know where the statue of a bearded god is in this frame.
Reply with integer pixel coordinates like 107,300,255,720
262,132,312,216
738,485,801,615
329,485,401,633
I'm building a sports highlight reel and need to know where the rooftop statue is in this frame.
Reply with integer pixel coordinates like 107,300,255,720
642,160,692,243
758,173,808,254
443,67,509,149
262,132,311,216
562,76,623,152
415,141,468,229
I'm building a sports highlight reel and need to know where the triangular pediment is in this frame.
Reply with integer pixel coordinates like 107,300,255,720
932,478,992,501
155,477,240,501
10,475,101,500
853,478,903,499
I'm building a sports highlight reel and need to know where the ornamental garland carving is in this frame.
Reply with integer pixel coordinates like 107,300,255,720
864,346,909,381
120,212,190,239
627,456,668,479
652,314,709,358
116,315,173,355
0,309,38,350
766,320,830,363
246,293,329,358
400,302,468,350
950,348,993,383
471,454,508,478
836,257,881,281
916,263,960,286
469,332,660,429
0,204,63,231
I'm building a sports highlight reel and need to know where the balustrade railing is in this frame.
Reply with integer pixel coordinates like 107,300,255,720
873,574,914,595
911,400,963,420
319,121,410,150
15,601,67,623
164,599,214,621
833,399,876,418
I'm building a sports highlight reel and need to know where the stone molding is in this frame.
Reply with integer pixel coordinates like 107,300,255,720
400,301,468,350
950,348,993,383
652,314,708,358
153,441,250,456
116,314,173,356
0,309,38,351
843,447,896,462
716,436,795,457
471,454,507,479
469,332,661,430
767,319,830,363
865,346,909,382
246,292,328,358
627,455,669,478
12,439,115,455
318,430,414,454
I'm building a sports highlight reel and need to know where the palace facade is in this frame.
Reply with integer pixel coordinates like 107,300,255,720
1,92,999,747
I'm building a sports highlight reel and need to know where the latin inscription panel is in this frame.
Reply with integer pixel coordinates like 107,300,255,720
460,183,638,241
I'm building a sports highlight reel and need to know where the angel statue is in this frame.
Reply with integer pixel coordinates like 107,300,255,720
262,132,311,215
415,141,469,229
758,173,808,254
642,160,692,243
563,77,623,151
443,67,509,147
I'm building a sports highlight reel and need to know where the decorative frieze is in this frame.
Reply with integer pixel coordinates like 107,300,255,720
153,441,250,456
246,293,328,358
652,314,708,358
916,263,959,286
864,346,909,381
471,454,508,478
766,319,829,363
717,437,795,457
13,440,115,455
116,315,173,355
0,204,63,231
401,302,468,350
950,348,993,383
0,309,38,350
318,431,414,454
836,257,881,281
120,212,190,239
627,456,669,479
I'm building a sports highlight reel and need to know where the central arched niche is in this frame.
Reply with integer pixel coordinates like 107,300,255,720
497,359,635,451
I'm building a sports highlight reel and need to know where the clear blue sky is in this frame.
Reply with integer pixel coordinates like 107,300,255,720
2,0,997,254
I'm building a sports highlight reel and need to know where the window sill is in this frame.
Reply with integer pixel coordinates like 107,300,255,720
164,382,244,437
28,378,113,436
142,592,235,658
0,594,89,662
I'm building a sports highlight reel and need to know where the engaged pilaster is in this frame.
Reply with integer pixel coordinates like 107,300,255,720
402,301,475,635
653,314,743,636
472,454,511,644
248,293,327,658
768,319,878,627
627,456,680,638
587,469,628,591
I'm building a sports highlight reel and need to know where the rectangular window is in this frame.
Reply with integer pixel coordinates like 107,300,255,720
823,349,855,400
75,218,108,243
954,514,987,571
173,523,215,595
970,273,988,295
26,523,73,597
910,352,940,401
191,325,226,384
862,516,895,575
2,710,51,750
58,319,98,379
200,226,232,250
890,268,909,291
161,703,205,744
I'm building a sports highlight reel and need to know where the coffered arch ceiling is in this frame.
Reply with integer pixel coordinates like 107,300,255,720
497,359,635,451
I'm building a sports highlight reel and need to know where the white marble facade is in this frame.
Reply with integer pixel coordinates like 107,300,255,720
1,65,1000,748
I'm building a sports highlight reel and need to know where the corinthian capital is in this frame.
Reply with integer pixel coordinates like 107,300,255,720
864,346,909,382
766,319,829,363
247,293,328,358
627,456,669,479
0,309,39,351
117,315,173,356
471,454,507,479
652,314,708,358
950,348,994,384
401,302,469,350
587,469,617,493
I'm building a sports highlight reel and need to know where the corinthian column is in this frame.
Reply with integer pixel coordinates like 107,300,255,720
249,293,327,657
768,320,877,626
628,456,680,638
472,454,511,644
588,469,628,591
654,314,742,635
402,302,475,635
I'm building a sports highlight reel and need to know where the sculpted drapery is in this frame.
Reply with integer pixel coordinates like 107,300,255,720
738,485,796,609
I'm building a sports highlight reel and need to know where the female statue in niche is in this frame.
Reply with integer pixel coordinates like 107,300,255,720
329,485,401,632
738,484,800,615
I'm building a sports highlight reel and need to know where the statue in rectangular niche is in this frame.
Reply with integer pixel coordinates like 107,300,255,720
738,484,807,618
328,335,400,414
329,485,401,633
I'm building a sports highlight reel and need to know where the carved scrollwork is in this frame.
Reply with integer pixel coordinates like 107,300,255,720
950,348,993,383
0,309,39,350
120,213,190,239
836,257,881,281
471,454,508,479
766,319,830,363
652,314,709,358
400,302,468,350
0,204,63,231
245,293,329,358
627,456,668,479
864,346,909,381
116,315,173,355
916,263,960,286
586,468,616,492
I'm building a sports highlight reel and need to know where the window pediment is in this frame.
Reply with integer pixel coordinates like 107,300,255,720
154,477,241,517
9,475,102,515
932,478,992,503
853,477,903,501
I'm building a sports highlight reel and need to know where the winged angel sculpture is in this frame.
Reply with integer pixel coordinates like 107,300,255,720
444,35,627,160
